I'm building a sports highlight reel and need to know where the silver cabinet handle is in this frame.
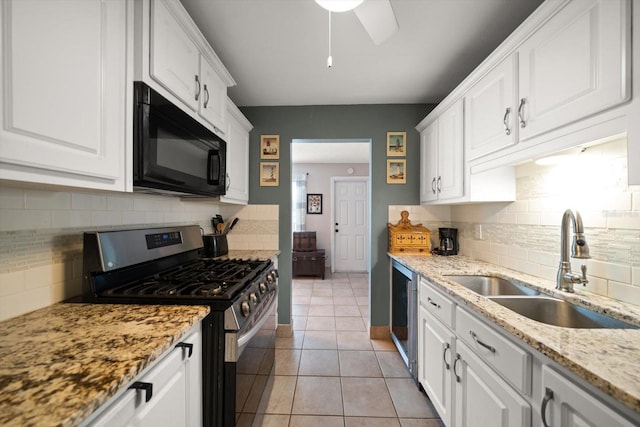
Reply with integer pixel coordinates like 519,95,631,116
470,331,496,353
431,177,436,194
518,98,526,128
503,107,511,135
427,297,440,309
226,172,230,191
453,353,462,383
436,176,442,193
443,342,451,370
195,75,201,101
541,387,554,427
203,84,210,108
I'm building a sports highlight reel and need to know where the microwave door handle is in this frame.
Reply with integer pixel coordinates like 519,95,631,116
207,149,221,185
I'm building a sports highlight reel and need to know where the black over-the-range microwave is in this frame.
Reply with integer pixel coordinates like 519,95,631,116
133,81,226,197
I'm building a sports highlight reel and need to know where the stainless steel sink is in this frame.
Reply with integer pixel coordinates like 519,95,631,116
488,296,639,329
445,275,540,296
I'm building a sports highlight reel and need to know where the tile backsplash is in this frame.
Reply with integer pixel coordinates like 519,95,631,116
0,185,279,321
391,137,640,306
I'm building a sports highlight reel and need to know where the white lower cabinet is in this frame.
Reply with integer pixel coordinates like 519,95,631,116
83,325,202,427
540,366,637,427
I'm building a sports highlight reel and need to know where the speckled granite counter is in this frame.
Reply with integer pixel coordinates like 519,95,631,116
223,249,280,260
0,303,210,427
390,254,640,415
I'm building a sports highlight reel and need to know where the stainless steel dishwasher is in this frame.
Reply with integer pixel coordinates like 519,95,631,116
390,258,418,382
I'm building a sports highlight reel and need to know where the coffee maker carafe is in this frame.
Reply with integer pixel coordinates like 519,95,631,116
438,228,459,256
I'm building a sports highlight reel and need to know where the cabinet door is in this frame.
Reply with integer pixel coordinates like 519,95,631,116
418,305,454,427
0,0,127,189
199,58,227,133
541,366,636,427
150,0,200,111
455,341,531,427
518,0,631,141
420,121,438,203
464,55,517,160
437,100,464,200
220,105,250,204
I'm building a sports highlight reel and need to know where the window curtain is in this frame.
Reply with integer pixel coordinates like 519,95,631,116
292,173,307,232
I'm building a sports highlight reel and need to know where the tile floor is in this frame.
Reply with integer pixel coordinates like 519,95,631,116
245,270,444,427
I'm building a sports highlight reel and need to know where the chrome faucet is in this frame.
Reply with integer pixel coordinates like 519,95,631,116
556,209,590,292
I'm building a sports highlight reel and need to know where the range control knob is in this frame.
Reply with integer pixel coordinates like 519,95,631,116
240,301,251,317
266,273,275,283
250,292,259,306
271,269,279,278
259,282,268,294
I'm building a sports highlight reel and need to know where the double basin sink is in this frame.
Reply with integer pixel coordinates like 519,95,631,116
445,275,638,329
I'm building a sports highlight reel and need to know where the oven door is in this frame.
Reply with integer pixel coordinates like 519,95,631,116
133,82,226,197
224,288,277,426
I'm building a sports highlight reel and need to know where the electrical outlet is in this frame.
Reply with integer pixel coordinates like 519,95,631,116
474,224,483,240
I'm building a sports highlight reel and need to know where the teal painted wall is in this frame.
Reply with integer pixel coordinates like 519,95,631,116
241,104,435,327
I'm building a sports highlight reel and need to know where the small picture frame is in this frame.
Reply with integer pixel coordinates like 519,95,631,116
306,193,323,214
260,135,280,159
386,132,407,156
259,162,279,186
387,159,406,184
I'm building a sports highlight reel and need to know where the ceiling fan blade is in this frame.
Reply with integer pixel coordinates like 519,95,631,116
354,0,399,45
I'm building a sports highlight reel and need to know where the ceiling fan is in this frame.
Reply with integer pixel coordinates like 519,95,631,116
315,0,399,45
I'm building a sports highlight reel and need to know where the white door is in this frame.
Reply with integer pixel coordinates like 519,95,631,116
332,178,368,272
437,99,465,200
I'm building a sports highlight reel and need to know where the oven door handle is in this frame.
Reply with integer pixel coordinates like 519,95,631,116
227,290,278,362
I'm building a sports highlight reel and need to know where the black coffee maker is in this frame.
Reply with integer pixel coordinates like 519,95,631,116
438,228,459,256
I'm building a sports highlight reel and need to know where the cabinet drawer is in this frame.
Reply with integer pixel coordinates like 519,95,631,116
456,306,531,395
419,278,454,329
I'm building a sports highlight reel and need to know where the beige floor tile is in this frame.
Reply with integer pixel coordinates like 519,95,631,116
332,288,355,297
333,296,357,306
376,352,411,378
350,280,368,289
371,338,396,352
386,378,437,418
303,330,337,349
339,350,382,377
293,281,314,289
335,316,366,331
306,316,336,331
337,331,373,350
345,417,401,427
308,304,335,316
352,288,368,297
292,316,307,330
310,296,335,305
299,349,340,376
292,376,343,415
289,415,344,427
331,282,352,290
275,331,305,349
251,414,290,426
293,295,311,305
358,306,368,318
342,377,397,417
399,419,445,427
273,349,301,375
256,375,297,414
292,304,310,316
355,296,368,305
312,288,333,297
334,305,361,317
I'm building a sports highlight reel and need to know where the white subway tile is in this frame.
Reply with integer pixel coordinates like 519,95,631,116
0,286,52,321
586,259,631,284
92,211,122,227
608,282,640,306
490,243,507,257
0,270,25,296
582,276,608,297
51,211,92,228
0,187,25,209
24,264,52,290
632,191,640,211
71,193,107,210
539,265,558,282
633,267,640,286
508,245,529,261
121,211,148,225
145,212,164,224
497,212,517,224
107,195,135,211
25,190,71,210
1,210,51,231
516,212,540,225
606,212,640,230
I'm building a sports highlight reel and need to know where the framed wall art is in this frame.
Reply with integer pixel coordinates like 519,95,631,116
260,135,280,159
386,132,406,156
387,159,406,184
259,162,279,186
306,193,323,214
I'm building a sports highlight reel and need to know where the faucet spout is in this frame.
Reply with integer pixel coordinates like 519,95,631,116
556,209,590,292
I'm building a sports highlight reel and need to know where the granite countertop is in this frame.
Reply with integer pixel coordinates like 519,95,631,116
390,253,640,415
0,303,210,427
223,249,280,260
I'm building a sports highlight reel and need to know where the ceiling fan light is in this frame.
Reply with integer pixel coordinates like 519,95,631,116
315,0,364,13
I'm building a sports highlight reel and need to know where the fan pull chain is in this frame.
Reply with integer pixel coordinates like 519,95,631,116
327,11,333,68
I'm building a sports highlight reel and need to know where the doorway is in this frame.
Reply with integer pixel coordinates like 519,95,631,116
291,139,371,274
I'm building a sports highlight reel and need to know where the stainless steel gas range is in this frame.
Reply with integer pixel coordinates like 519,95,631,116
82,225,278,427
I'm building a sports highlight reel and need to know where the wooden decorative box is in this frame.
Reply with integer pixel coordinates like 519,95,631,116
387,210,431,254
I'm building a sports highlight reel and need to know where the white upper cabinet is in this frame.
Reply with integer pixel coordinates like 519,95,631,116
419,121,439,203
518,0,631,142
220,99,252,205
141,0,234,136
0,0,131,191
465,55,518,160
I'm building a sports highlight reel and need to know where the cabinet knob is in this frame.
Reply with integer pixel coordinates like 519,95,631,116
129,381,153,402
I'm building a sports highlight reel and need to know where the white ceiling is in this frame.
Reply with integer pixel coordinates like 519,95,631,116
180,0,544,107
